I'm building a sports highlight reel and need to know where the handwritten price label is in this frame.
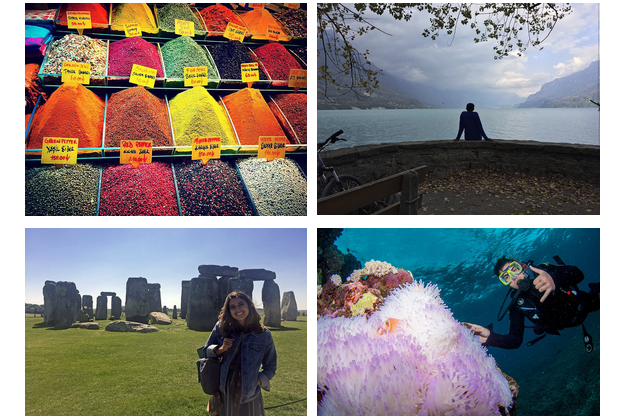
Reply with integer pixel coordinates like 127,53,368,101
258,136,287,161
241,62,259,87
175,19,194,36
184,66,208,87
42,137,78,166
267,24,281,42
129,64,157,88
224,22,246,42
288,69,307,92
61,62,90,84
67,11,91,35
124,22,142,37
120,140,152,168
192,137,221,164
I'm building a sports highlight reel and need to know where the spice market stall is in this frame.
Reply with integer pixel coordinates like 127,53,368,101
25,3,307,216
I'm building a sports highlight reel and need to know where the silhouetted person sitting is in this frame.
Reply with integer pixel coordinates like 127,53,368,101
455,103,490,141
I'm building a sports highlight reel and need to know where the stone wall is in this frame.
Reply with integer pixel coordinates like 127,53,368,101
318,140,599,193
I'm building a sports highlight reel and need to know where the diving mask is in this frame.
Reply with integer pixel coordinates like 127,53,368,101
498,261,523,285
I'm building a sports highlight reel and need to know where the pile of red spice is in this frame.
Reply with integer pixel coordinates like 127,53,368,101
26,82,104,154
199,4,249,36
105,86,173,149
57,3,109,28
252,42,303,86
108,37,164,77
99,162,179,216
268,93,307,144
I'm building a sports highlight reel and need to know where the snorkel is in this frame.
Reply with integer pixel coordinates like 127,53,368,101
497,260,537,321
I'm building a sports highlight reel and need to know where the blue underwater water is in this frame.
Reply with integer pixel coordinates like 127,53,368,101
331,228,600,416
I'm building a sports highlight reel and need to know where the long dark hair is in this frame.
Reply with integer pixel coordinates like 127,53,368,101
218,291,264,335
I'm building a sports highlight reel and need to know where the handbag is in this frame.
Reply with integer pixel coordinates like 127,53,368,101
197,355,222,395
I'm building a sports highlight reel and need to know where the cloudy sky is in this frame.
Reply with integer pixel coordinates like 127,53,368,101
342,3,599,98
25,228,307,311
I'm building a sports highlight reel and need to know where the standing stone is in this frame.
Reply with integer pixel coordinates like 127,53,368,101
281,291,298,321
218,276,230,306
173,305,178,319
181,280,190,319
111,296,122,320
43,281,58,326
147,283,162,313
228,277,254,299
125,277,150,324
95,295,108,320
262,280,281,327
82,295,94,319
163,305,168,314
55,281,78,329
186,276,220,331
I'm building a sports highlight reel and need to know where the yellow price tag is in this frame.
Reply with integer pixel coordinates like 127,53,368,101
267,24,281,42
124,22,142,37
42,137,78,166
175,19,194,36
67,11,91,35
61,62,90,84
241,63,259,87
224,22,246,42
129,64,157,88
192,137,221,164
120,140,152,168
288,69,307,92
258,136,287,161
184,66,208,87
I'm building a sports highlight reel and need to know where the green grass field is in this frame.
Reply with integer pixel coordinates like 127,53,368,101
25,315,307,416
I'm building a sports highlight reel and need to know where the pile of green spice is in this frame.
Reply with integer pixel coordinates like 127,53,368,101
169,86,237,147
25,163,100,216
268,93,307,144
40,34,107,80
105,86,173,149
206,40,268,82
157,3,205,36
272,7,307,38
161,36,218,80
108,37,164,77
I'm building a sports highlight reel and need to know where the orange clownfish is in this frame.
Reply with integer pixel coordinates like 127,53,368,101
377,318,403,335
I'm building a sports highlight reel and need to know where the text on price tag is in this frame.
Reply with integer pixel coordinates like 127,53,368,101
67,11,92,30
184,66,208,87
175,19,194,36
192,137,221,164
241,62,259,85
61,62,90,84
124,22,142,37
129,64,157,88
258,136,287,161
288,69,307,91
224,22,246,42
120,140,152,168
42,137,78,166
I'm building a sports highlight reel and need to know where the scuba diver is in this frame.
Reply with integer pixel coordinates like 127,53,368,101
465,256,600,352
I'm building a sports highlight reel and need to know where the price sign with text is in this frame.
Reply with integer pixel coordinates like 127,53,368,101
288,69,307,92
175,19,194,36
42,137,78,166
67,11,91,35
241,63,259,86
124,22,142,37
61,62,90,84
120,140,152,168
267,24,281,42
258,136,287,161
184,66,208,87
192,137,221,164
129,64,157,88
224,22,246,42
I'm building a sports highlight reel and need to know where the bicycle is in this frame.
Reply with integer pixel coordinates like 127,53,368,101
317,130,363,198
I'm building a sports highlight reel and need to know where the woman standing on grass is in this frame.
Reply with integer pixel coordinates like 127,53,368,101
203,291,277,415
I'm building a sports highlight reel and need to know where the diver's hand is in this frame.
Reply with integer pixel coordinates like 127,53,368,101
465,323,490,343
530,265,556,302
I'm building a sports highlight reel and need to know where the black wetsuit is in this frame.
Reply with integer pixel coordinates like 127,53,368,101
484,264,599,349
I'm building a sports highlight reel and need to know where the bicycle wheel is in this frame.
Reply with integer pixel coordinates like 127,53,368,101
322,174,362,197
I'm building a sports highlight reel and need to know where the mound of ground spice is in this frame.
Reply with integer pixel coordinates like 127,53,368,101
111,3,158,34
40,34,107,79
157,3,205,35
105,86,173,149
199,4,249,36
169,86,237,147
268,93,307,144
272,7,307,38
57,3,108,28
161,36,218,80
99,162,179,216
240,7,290,41
173,160,254,216
27,82,104,154
108,37,164,77
252,42,303,86
221,88,286,145
206,40,268,82
25,163,100,216
25,63,46,114
237,157,307,216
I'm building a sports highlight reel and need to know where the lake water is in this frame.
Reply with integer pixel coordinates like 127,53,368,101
317,108,600,150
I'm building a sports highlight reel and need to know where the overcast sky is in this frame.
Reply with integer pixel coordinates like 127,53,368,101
344,3,599,98
25,228,307,311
